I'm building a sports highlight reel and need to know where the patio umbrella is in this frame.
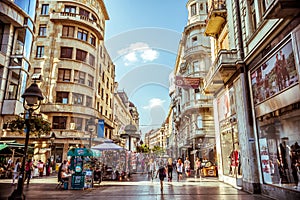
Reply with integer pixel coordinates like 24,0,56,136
91,141,123,151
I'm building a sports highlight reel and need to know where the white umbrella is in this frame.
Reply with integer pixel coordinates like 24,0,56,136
91,141,123,151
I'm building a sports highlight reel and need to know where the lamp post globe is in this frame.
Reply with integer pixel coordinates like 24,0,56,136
9,82,43,200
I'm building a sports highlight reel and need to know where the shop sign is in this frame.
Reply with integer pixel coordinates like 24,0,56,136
175,76,200,89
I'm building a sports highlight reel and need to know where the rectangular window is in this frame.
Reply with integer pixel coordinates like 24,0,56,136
62,26,75,37
86,96,92,107
74,70,85,84
89,54,95,66
90,34,96,46
60,47,73,59
79,8,90,18
58,69,71,82
34,68,42,74
88,74,93,87
36,46,44,58
64,6,76,13
76,49,87,62
39,24,47,36
77,28,88,41
250,0,257,30
52,116,67,129
41,4,49,15
191,3,197,16
70,117,83,131
56,92,69,104
73,93,84,105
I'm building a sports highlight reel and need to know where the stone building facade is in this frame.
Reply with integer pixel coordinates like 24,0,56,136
170,0,215,167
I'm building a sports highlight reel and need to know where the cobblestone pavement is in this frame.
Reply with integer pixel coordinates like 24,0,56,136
0,173,274,200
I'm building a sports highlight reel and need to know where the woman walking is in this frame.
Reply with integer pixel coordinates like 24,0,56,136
148,158,156,182
176,158,183,181
12,159,20,185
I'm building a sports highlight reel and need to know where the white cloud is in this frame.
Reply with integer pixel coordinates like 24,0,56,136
141,49,159,62
143,98,165,110
117,42,159,65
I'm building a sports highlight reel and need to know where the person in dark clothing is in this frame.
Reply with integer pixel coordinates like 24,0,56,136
46,158,51,176
167,158,173,182
156,162,166,192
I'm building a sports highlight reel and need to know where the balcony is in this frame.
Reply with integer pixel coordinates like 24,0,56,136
204,0,227,37
184,45,210,59
204,49,239,93
263,0,300,19
181,97,214,115
50,12,104,40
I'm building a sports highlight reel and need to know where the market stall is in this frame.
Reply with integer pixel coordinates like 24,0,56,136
67,148,94,189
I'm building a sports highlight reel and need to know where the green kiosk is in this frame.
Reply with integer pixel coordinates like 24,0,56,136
67,148,94,189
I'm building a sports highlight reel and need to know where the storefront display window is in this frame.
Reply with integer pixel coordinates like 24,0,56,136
257,103,300,190
218,87,242,178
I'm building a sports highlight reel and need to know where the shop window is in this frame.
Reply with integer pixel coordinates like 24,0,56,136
73,93,83,105
76,49,87,62
62,26,74,37
56,92,69,104
38,24,47,36
52,116,67,129
41,4,49,15
60,47,73,59
58,68,71,82
257,103,300,189
36,46,44,58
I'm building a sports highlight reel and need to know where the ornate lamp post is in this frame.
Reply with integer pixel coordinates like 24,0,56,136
50,132,56,170
87,118,96,148
9,82,44,200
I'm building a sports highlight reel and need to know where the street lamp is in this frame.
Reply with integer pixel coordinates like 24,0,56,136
9,82,44,200
50,132,56,170
87,118,96,148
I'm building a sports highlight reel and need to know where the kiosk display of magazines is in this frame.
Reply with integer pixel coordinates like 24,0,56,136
67,148,94,189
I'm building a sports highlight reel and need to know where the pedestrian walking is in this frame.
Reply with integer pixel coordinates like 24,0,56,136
184,157,191,177
156,162,166,192
24,159,33,184
167,158,173,182
12,159,20,185
46,158,51,176
37,160,44,177
148,158,156,182
176,158,183,181
195,157,201,178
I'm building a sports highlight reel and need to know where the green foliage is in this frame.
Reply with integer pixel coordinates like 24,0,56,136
136,144,150,153
8,116,51,137
151,145,165,155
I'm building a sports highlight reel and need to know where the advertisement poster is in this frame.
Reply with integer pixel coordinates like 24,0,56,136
251,40,298,105
259,138,272,184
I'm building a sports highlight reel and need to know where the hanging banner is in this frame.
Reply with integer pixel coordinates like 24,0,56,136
175,76,200,89
97,119,104,138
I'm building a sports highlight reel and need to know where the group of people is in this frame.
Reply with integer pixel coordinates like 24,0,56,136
147,156,202,192
8,158,53,186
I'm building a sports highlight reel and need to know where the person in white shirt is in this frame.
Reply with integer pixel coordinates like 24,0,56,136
148,158,156,182
176,158,183,181
12,159,20,185
184,157,191,177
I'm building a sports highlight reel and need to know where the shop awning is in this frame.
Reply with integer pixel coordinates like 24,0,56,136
0,144,8,151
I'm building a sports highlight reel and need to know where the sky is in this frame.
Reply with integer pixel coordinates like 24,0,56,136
103,0,188,135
